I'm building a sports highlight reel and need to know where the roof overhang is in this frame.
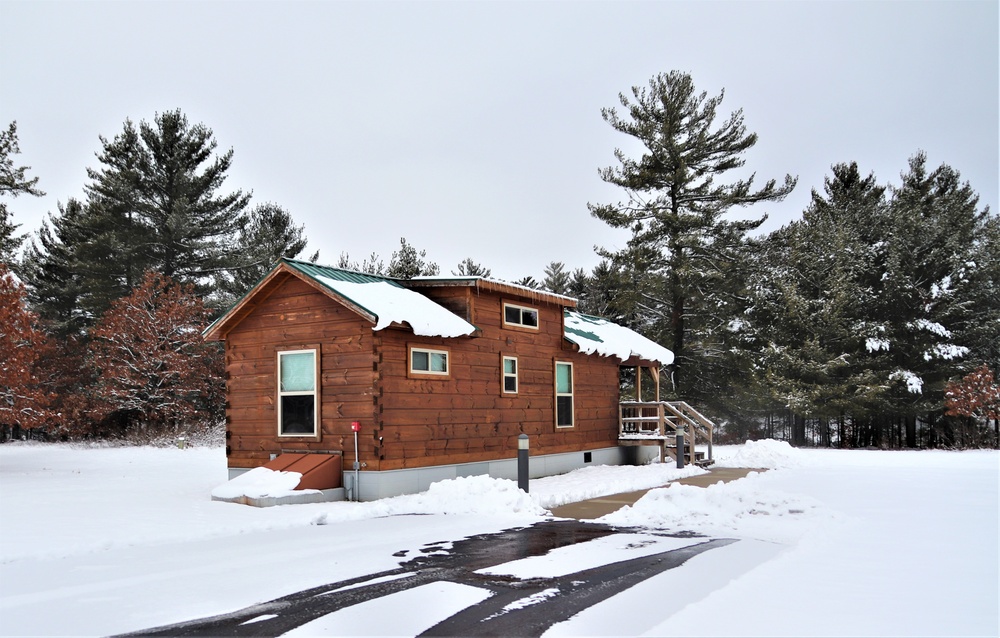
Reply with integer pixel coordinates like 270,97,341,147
203,262,378,341
405,277,577,308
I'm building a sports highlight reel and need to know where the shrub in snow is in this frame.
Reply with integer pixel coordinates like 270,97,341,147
87,271,224,434
945,364,1000,422
0,264,51,432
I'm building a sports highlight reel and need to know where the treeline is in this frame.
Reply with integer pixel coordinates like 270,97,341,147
0,113,316,440
2,72,999,448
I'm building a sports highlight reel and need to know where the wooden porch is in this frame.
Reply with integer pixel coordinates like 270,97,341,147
615,361,715,467
619,400,716,467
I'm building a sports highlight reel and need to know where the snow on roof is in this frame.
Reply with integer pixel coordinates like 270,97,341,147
564,311,674,366
315,276,478,337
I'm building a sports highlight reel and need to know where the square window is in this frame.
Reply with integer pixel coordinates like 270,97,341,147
410,347,449,376
503,303,539,330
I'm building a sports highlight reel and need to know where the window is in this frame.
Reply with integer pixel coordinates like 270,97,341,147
555,361,574,428
278,349,317,436
503,303,539,329
502,356,518,394
410,346,449,376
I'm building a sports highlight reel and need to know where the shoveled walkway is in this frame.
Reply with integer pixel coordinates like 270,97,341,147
549,467,762,520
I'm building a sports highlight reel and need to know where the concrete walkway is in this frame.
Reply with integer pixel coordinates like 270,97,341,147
549,467,761,520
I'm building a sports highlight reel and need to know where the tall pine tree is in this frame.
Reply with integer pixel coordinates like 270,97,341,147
1,122,45,263
84,109,251,298
590,71,796,399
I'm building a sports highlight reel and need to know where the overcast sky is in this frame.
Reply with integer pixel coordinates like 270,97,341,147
3,1,997,282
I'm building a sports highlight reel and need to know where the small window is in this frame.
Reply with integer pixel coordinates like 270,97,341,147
410,346,449,376
278,349,317,436
503,303,539,329
555,361,574,428
502,356,518,394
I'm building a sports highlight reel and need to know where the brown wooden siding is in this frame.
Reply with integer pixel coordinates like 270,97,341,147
225,275,622,474
375,292,621,470
225,277,377,470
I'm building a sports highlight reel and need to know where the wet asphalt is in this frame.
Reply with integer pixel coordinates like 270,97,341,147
119,520,736,638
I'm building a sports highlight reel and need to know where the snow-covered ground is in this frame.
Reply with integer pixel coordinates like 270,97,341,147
0,441,996,637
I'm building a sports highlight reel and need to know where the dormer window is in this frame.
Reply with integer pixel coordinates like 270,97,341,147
503,303,539,329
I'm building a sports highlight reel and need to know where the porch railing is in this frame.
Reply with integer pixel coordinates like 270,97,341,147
619,401,714,465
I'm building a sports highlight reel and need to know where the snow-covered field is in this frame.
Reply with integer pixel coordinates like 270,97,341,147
0,441,996,637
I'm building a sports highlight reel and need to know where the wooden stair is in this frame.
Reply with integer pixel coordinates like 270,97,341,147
619,400,716,466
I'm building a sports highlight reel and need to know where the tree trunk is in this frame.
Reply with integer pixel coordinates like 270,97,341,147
792,414,806,447
905,416,917,448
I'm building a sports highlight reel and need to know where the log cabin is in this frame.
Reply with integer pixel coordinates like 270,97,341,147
205,258,712,502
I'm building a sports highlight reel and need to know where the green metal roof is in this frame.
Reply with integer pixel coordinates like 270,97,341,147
281,258,404,287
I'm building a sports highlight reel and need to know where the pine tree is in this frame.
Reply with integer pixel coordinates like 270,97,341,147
386,238,439,279
214,202,315,306
337,251,386,275
19,199,94,336
1,122,45,263
590,71,796,398
568,268,589,301
542,262,571,295
0,209,19,264
84,110,250,297
877,154,994,439
746,156,996,448
453,258,491,278
513,276,539,289
748,163,896,444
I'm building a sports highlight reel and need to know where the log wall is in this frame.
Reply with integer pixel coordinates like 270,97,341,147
224,277,377,470
224,277,622,473
376,289,621,470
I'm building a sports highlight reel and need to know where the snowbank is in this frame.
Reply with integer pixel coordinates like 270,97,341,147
714,438,805,469
529,461,706,509
313,475,548,524
600,472,831,543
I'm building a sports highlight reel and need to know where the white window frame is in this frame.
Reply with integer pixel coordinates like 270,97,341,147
409,346,450,377
555,360,574,428
503,302,539,330
277,348,318,437
502,355,518,395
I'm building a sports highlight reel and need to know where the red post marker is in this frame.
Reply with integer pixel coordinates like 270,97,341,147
351,421,361,432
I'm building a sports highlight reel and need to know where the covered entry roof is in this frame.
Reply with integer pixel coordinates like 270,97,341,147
564,311,674,366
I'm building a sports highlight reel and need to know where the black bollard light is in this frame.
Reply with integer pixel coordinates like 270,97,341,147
517,434,529,492
676,426,685,469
